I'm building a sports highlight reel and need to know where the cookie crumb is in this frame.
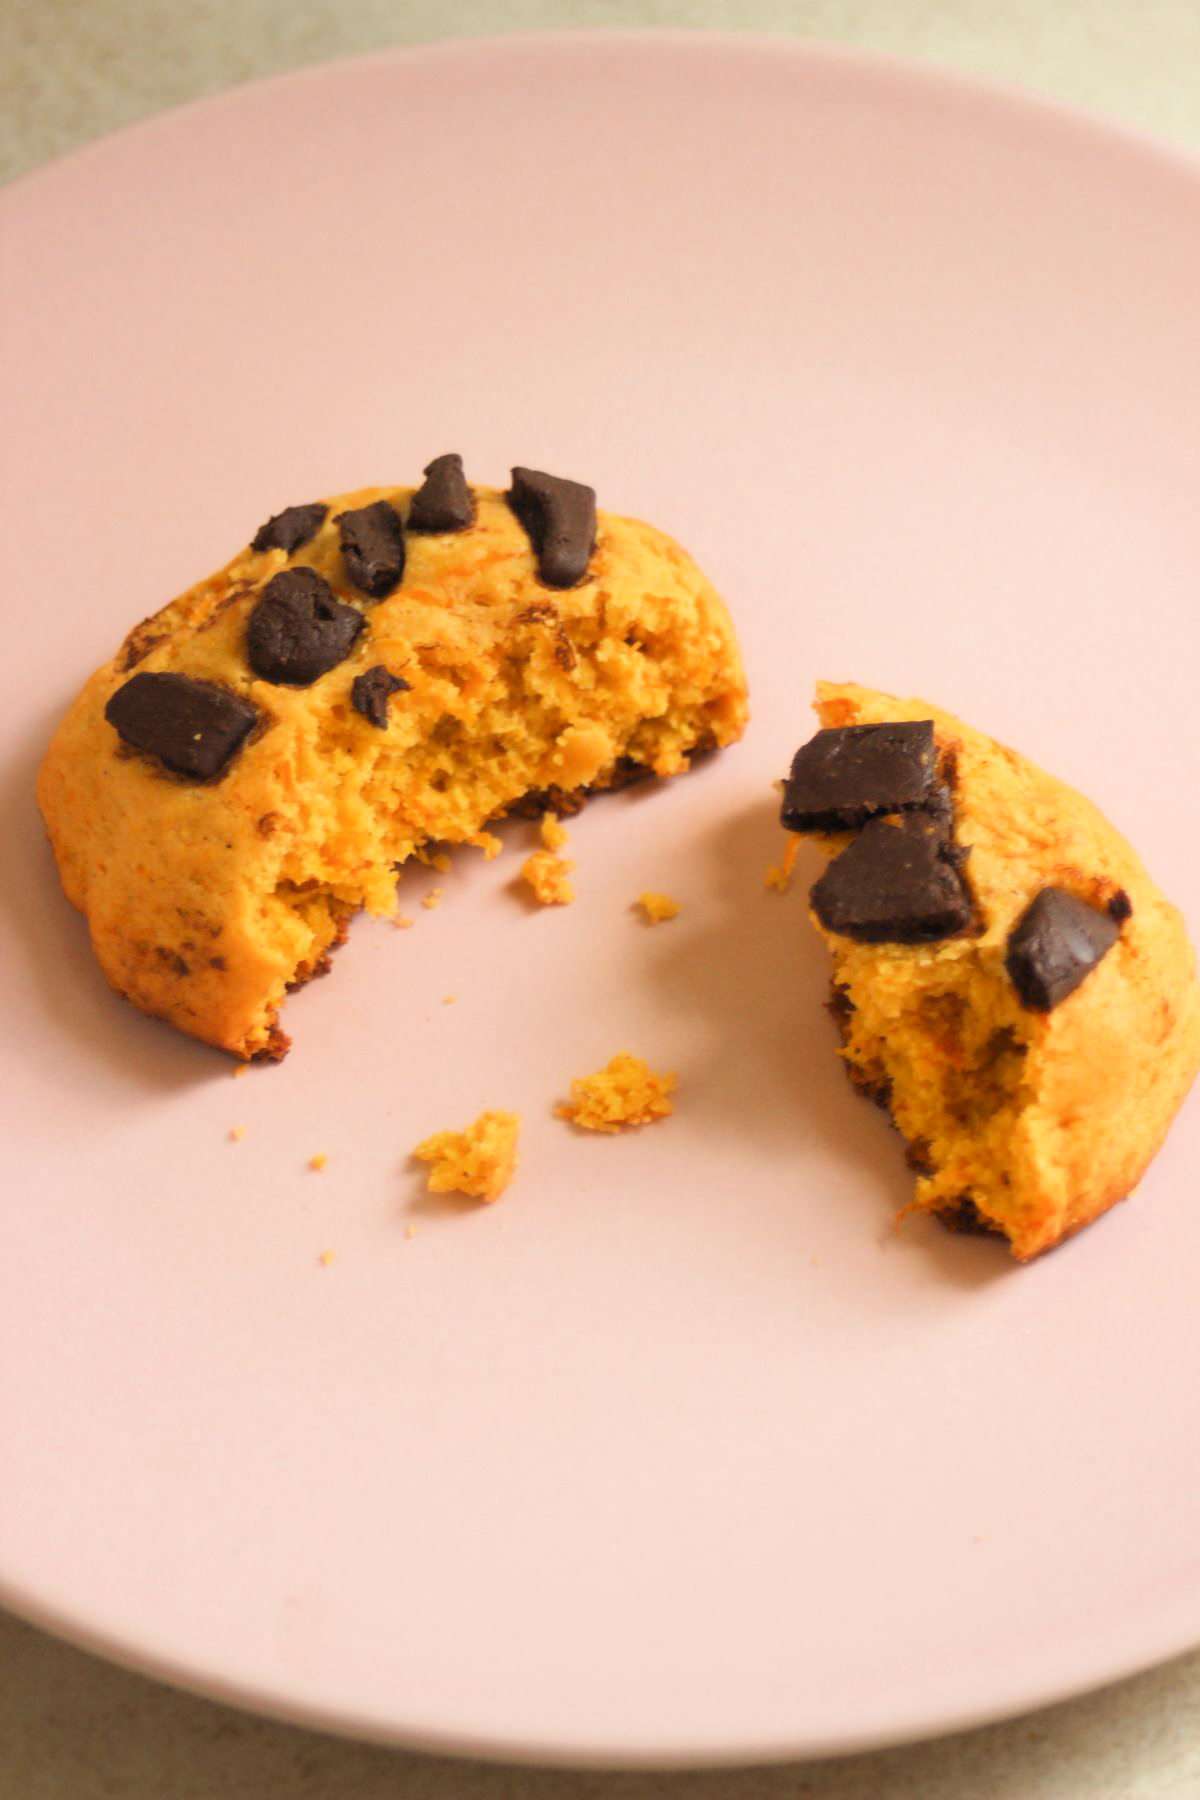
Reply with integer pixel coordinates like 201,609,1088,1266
557,1053,676,1133
309,1152,328,1172
637,891,680,924
443,995,457,1005
421,888,444,911
470,830,504,860
393,913,414,930
765,838,801,894
414,1110,520,1202
521,850,576,905
540,811,568,852
229,1123,247,1142
232,1062,250,1079
404,1223,418,1240
318,1249,336,1267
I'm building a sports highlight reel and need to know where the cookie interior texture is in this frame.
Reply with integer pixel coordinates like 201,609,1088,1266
37,482,747,1058
799,682,1200,1260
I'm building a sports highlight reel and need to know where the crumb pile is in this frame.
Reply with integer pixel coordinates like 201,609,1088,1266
38,458,747,1059
781,681,1200,1259
637,891,680,923
414,1110,521,1203
520,812,576,905
520,849,576,905
557,1052,677,1133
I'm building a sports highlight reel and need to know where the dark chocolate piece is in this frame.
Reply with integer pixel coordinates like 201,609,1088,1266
351,664,409,728
104,672,258,779
811,813,972,943
336,500,405,598
781,721,937,832
1108,888,1133,924
1005,887,1120,1012
251,502,328,556
507,467,596,588
246,567,365,685
408,454,474,533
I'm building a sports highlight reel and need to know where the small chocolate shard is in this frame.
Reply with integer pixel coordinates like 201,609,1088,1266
1005,887,1120,1012
508,466,596,588
351,664,409,728
811,813,973,943
827,983,856,1032
251,502,328,555
1108,888,1133,924
337,500,406,598
104,672,259,779
246,567,365,685
407,454,474,533
781,721,937,832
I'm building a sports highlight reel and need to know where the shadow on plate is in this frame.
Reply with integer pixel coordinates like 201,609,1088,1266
642,793,1012,1291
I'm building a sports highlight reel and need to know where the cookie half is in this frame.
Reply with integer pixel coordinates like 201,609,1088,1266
37,468,747,1058
782,681,1200,1259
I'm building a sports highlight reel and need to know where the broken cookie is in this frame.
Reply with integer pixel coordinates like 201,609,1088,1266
781,682,1200,1259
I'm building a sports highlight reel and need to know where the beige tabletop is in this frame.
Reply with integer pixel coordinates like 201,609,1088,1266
5,2,1200,1795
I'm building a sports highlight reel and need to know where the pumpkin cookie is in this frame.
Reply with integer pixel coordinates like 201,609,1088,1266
781,682,1200,1259
37,460,747,1057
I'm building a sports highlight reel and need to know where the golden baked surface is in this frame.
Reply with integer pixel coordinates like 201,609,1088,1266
37,478,747,1058
804,681,1200,1260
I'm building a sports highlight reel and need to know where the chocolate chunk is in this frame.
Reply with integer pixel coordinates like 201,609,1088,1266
811,814,973,943
1108,888,1133,924
351,664,409,728
104,672,258,779
1005,887,1120,1012
336,500,405,598
507,467,596,588
781,721,937,832
251,502,328,555
408,454,474,533
246,567,365,685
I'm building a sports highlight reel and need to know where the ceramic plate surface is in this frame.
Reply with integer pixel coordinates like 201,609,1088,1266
2,33,1200,1766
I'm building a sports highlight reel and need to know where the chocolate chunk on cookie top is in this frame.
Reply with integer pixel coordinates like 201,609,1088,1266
105,672,258,779
1006,887,1120,1011
507,467,597,588
251,502,328,556
408,454,474,533
782,721,937,832
811,813,972,943
351,665,409,728
247,567,365,685
336,500,406,598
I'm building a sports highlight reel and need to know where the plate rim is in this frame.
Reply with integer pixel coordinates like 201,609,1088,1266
5,25,1200,211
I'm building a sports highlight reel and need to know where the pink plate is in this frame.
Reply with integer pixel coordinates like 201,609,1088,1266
2,33,1200,1767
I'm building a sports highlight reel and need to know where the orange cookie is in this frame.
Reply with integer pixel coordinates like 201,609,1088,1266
782,681,1200,1259
37,461,747,1058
